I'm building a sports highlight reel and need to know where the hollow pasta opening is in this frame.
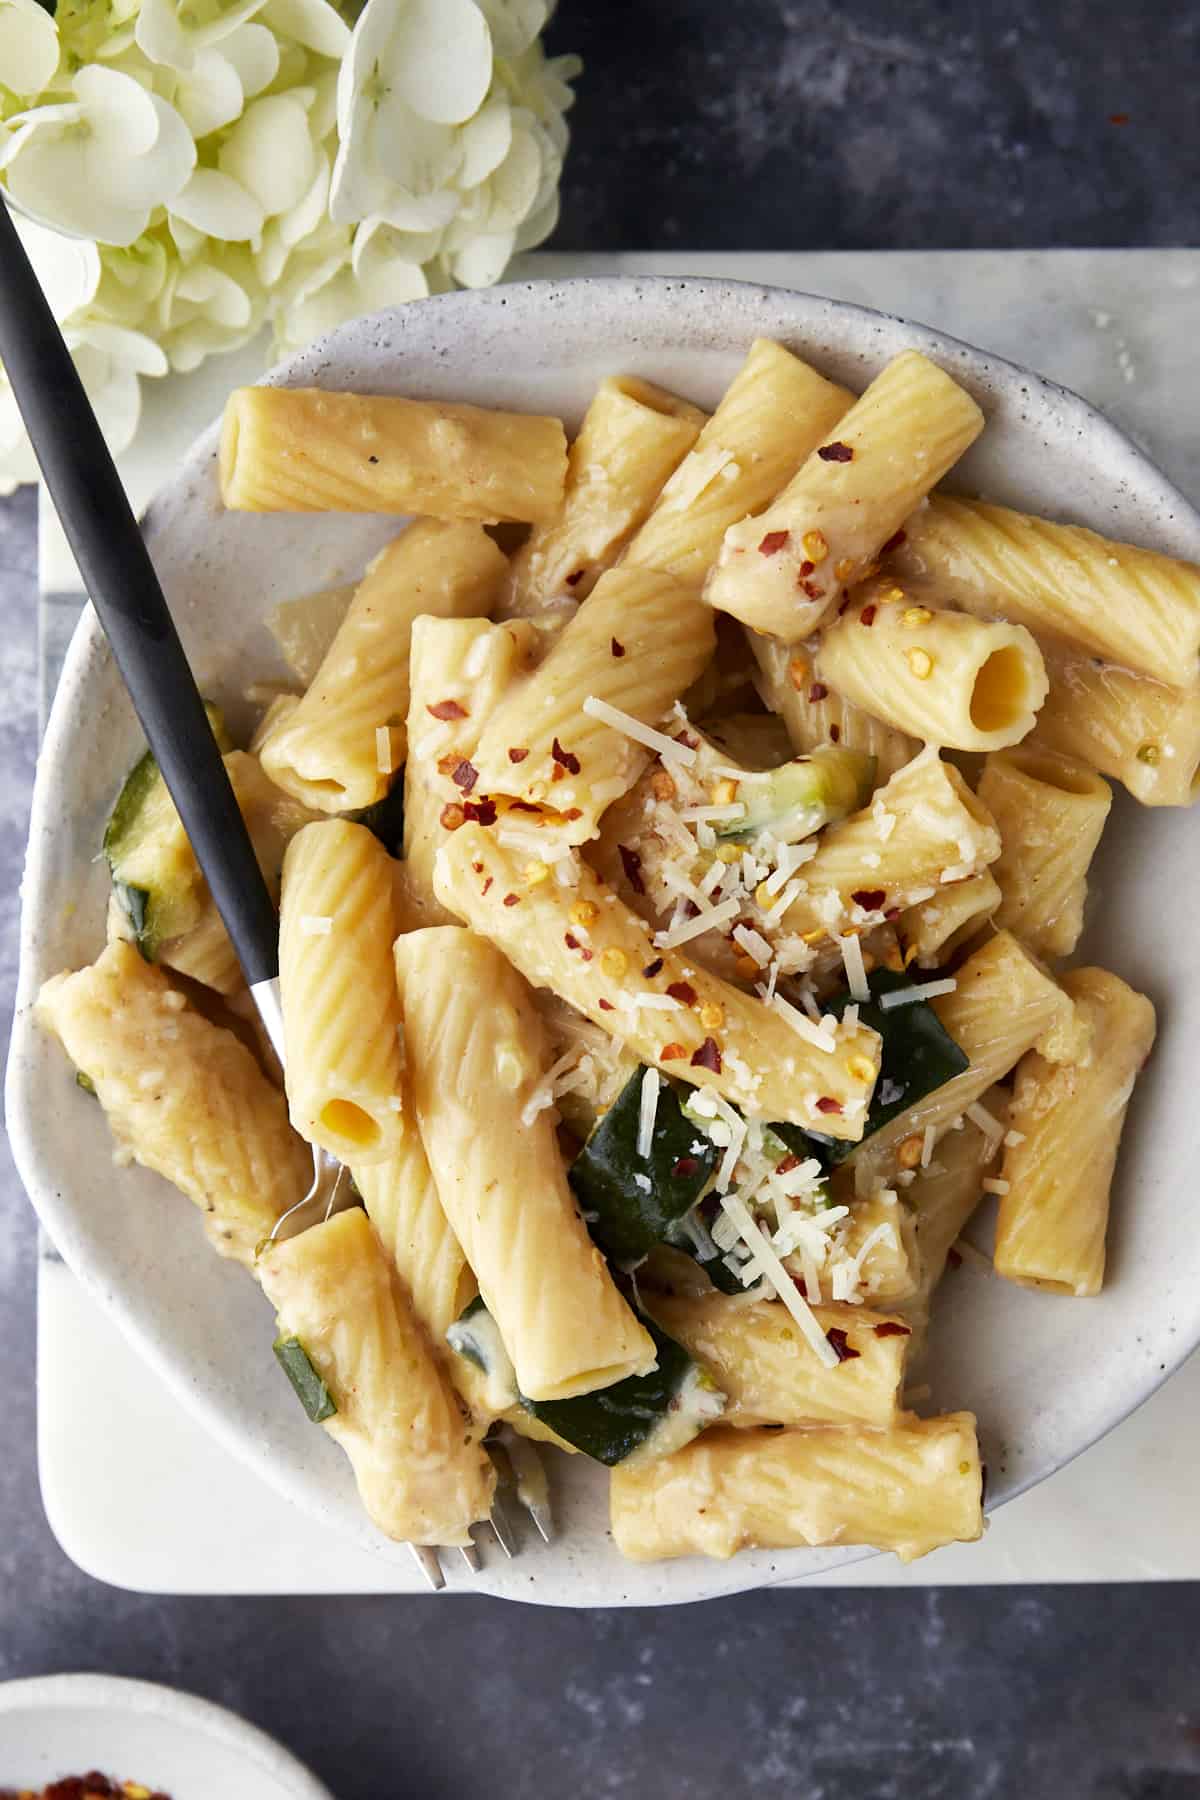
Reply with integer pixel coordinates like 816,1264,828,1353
970,647,1032,733
319,1099,380,1149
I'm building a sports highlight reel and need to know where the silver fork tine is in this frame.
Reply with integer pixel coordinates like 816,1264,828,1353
502,1431,554,1544
457,1538,482,1573
487,1494,519,1559
409,1545,446,1591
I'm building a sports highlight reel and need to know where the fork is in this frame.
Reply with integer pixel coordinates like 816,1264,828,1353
0,196,550,1588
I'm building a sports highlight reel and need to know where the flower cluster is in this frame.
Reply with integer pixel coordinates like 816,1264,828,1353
0,0,579,490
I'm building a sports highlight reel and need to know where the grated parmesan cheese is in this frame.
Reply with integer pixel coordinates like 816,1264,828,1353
637,1067,661,1161
582,695,697,764
655,895,741,948
981,1177,1010,1196
299,914,333,936
375,726,394,774
770,992,836,1053
718,1191,838,1366
965,1101,1006,1143
1003,1128,1026,1149
921,1125,936,1168
879,976,957,1009
733,924,772,966
680,803,746,824
836,932,870,1002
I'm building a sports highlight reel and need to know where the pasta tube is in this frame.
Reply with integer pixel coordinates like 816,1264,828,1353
892,497,1200,689
352,1133,476,1366
646,1293,911,1429
610,1414,983,1563
833,1187,921,1303
994,968,1155,1296
625,338,853,583
36,941,310,1268
977,746,1112,959
497,376,706,618
258,1209,496,1546
219,385,568,523
404,615,538,926
1028,633,1200,807
896,869,1001,968
851,931,1084,1191
777,748,1001,940
815,584,1047,752
470,565,716,843
278,821,406,1164
432,825,882,1137
393,927,656,1403
704,352,984,640
901,1101,1004,1347
259,519,506,813
748,633,918,784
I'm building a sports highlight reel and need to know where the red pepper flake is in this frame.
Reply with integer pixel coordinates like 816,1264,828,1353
672,1156,701,1179
808,682,829,703
666,981,697,1006
438,752,463,776
565,569,584,586
564,933,593,961
881,527,907,554
799,559,815,577
690,1037,722,1073
551,736,581,775
837,596,851,616
818,441,854,463
472,861,483,873
815,1096,843,1115
859,604,877,627
759,529,790,556
611,637,626,658
562,807,583,822
463,798,497,826
427,698,467,721
551,764,565,783
642,958,664,979
440,803,466,831
482,877,493,895
874,1321,911,1338
800,578,823,600
598,998,614,1011
451,759,478,793
776,1153,803,1176
947,1246,963,1269
619,844,646,895
826,1327,861,1363
503,892,520,907
852,888,886,910
830,724,841,742
660,1041,687,1061
508,747,529,764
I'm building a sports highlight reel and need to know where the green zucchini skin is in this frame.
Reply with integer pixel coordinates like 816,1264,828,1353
569,1070,718,1264
273,1335,337,1423
714,744,876,844
788,968,970,1167
103,703,233,958
448,1300,723,1466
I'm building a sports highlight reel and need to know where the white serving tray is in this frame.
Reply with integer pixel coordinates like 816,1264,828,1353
37,247,1200,1595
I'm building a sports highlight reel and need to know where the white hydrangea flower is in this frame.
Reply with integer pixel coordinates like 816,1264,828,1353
0,0,578,487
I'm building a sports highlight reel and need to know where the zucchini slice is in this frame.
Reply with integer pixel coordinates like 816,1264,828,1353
714,744,876,844
103,702,233,959
569,1068,719,1264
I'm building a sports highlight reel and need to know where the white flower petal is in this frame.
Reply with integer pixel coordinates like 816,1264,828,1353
66,321,169,378
0,0,61,97
101,94,197,212
477,0,548,58
70,345,145,455
305,67,340,143
370,93,460,197
135,0,195,71
172,47,245,136
385,0,493,126
484,118,542,229
219,92,316,216
352,215,442,280
173,264,253,328
171,167,266,241
168,214,208,256
450,228,515,289
458,96,512,187
261,0,349,58
355,253,429,313
5,140,150,247
192,0,271,49
254,221,290,287
219,22,279,96
74,65,161,159
279,152,331,246
334,0,394,145
376,189,459,232
12,214,101,319
513,182,558,252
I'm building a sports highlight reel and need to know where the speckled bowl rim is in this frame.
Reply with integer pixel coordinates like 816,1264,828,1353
9,275,1200,1605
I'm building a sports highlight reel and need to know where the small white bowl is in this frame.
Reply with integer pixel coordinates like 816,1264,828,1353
9,277,1200,1605
0,1674,333,1798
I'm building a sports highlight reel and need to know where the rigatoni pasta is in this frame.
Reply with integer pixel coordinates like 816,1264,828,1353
278,820,406,1163
497,376,706,619
704,351,983,640
394,927,656,1403
977,746,1112,959
896,869,1001,968
814,583,1047,752
258,1208,496,1546
892,496,1200,689
37,941,310,1268
259,519,506,812
994,969,1155,1296
624,337,852,582
610,1415,983,1562
220,385,568,522
748,632,919,784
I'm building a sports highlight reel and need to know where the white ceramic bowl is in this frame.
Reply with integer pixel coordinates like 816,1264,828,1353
9,278,1200,1606
0,1674,333,1798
